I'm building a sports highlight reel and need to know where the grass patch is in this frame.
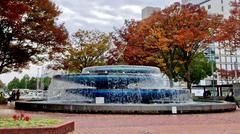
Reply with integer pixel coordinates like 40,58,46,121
0,118,62,128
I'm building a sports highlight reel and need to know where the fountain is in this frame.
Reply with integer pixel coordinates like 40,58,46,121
15,65,236,114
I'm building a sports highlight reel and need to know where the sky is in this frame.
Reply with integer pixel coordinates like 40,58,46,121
0,0,180,84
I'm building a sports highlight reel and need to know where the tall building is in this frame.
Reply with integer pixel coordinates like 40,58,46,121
142,0,240,85
142,7,161,19
182,0,207,5
182,0,234,18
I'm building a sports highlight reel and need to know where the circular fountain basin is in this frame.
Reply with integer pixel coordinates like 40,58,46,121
15,65,236,114
15,101,236,114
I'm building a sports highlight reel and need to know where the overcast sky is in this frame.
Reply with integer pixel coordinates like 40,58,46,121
0,0,180,84
54,0,180,33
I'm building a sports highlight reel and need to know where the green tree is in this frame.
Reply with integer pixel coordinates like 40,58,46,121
177,53,216,85
7,77,20,90
43,77,51,90
19,74,30,89
27,77,37,90
53,29,111,73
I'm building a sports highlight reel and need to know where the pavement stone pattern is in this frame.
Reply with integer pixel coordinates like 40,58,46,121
0,104,240,134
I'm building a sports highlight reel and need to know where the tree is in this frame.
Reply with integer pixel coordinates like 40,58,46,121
27,77,37,90
0,80,5,89
111,3,222,89
0,0,68,74
43,77,51,90
19,74,30,89
7,77,20,90
7,75,51,90
178,52,216,85
53,29,111,73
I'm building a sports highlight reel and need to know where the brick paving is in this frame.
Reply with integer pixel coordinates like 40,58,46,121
0,103,240,134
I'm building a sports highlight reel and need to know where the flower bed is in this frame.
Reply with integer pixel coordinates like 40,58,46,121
0,113,74,134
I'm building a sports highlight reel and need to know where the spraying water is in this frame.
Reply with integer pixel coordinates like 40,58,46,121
48,65,192,104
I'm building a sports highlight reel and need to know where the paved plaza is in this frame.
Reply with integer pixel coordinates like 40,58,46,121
0,104,240,134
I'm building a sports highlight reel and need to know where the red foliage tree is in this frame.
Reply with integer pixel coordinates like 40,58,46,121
110,3,222,89
0,0,68,73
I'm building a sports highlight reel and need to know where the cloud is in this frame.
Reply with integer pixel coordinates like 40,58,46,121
120,5,143,14
90,10,123,20
76,16,110,25
93,5,114,12
52,0,180,33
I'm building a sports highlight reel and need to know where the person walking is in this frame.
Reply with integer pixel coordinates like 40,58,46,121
10,90,16,102
16,89,20,100
225,88,240,108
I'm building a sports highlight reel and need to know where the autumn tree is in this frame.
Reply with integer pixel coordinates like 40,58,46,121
0,0,68,74
111,3,222,89
52,29,111,73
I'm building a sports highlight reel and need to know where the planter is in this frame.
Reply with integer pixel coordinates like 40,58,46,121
0,121,74,134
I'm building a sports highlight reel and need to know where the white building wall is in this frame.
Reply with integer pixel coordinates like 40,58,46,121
182,0,208,5
201,0,233,18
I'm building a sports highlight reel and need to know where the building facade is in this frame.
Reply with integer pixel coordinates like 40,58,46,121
182,0,240,85
182,0,234,18
182,0,207,5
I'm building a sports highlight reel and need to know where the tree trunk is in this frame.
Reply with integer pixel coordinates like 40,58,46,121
187,81,192,93
169,78,174,88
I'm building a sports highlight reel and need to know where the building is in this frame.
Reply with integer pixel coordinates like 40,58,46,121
142,0,240,85
182,0,234,18
182,0,207,5
142,7,161,19
182,0,240,85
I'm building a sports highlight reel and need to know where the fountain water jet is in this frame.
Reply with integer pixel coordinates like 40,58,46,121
47,65,191,104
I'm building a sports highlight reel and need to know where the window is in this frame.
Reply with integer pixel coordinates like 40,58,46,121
208,5,211,9
221,0,223,4
222,6,224,12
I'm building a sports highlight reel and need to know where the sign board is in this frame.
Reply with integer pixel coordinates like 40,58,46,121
172,106,177,114
95,97,104,104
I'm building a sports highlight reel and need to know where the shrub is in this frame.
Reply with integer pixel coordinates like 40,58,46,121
0,96,7,104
